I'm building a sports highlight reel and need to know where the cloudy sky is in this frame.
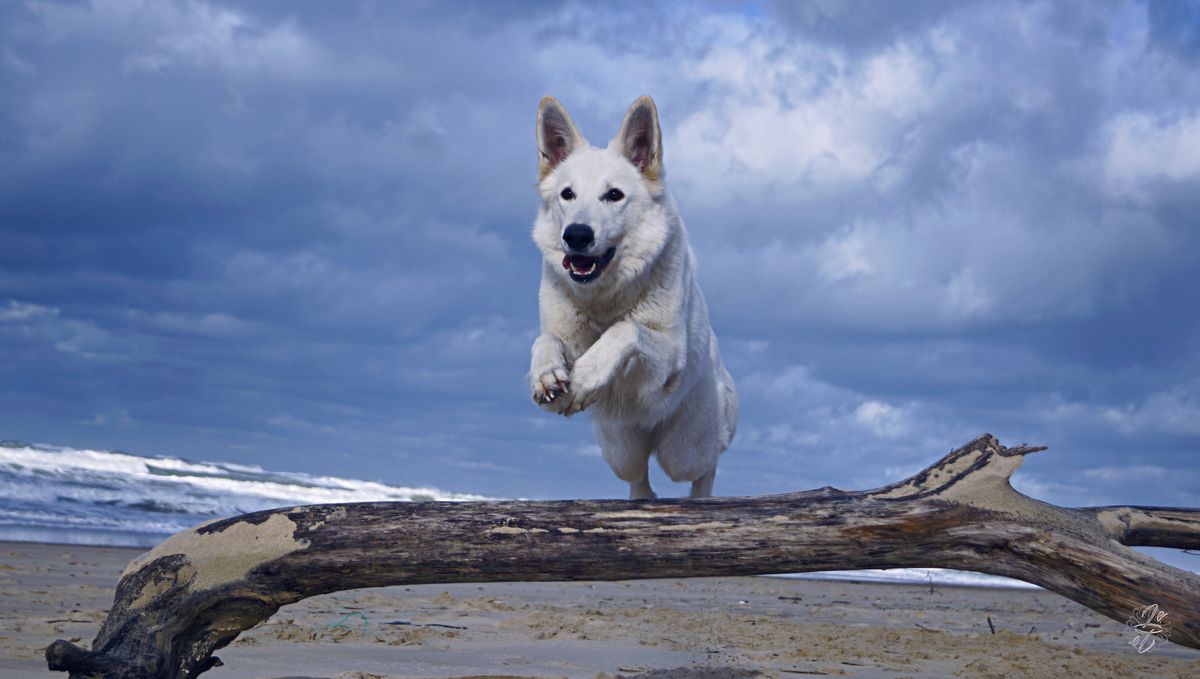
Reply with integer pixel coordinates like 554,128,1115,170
2,0,1199,539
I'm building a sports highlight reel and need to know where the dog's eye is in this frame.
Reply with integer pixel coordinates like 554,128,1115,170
603,188,625,202
560,187,576,200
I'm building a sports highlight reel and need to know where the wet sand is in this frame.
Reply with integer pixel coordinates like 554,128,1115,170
2,541,1197,678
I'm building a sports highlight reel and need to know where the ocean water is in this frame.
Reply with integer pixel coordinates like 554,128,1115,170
0,440,489,548
0,439,1035,588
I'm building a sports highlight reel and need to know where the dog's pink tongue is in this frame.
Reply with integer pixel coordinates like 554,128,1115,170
562,255,571,270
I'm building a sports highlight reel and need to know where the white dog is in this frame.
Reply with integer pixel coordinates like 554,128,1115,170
528,95,738,499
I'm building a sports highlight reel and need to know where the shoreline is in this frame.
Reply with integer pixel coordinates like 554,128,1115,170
3,540,1197,678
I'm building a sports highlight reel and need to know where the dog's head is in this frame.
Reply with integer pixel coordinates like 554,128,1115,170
532,96,667,287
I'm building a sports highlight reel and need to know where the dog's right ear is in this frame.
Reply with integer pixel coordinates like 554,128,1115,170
537,96,585,180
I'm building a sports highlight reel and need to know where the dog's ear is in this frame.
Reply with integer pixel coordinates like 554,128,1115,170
615,95,662,182
537,96,585,180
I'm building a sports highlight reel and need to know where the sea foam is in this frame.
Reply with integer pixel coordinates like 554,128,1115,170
0,440,487,547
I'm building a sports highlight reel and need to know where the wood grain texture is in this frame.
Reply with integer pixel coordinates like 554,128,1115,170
46,434,1200,678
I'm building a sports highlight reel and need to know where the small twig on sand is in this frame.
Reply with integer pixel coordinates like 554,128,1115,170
384,620,467,630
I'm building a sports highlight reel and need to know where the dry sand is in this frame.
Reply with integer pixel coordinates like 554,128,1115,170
2,540,1197,678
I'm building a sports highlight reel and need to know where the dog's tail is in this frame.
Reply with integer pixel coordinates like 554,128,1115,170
718,364,738,450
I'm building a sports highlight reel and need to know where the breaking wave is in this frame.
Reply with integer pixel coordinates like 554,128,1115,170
0,440,488,547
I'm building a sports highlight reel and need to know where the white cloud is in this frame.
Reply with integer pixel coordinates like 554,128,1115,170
853,400,912,439
859,39,938,118
816,222,874,282
621,4,1200,335
30,0,325,79
1082,465,1170,483
739,364,849,407
737,364,941,484
664,15,960,202
1103,384,1200,436
1035,382,1200,437
427,316,533,363
942,267,993,318
0,300,59,323
1018,464,1200,508
1104,111,1200,200
0,300,121,360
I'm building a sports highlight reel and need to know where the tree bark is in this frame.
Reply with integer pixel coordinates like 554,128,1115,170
46,434,1200,678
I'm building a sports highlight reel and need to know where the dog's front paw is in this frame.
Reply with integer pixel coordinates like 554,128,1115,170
561,363,603,416
531,366,571,413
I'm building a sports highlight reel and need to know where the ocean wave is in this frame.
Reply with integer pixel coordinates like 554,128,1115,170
0,440,492,547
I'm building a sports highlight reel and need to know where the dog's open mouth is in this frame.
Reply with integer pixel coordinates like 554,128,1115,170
562,247,616,283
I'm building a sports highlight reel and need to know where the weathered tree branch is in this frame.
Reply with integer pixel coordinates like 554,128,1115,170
47,434,1200,678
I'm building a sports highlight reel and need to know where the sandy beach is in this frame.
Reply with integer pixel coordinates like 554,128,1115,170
2,540,1197,678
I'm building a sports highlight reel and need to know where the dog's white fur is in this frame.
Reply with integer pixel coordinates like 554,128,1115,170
528,95,738,499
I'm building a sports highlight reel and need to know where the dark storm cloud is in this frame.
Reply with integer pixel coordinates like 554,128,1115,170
0,0,569,496
671,1,1200,527
1,0,1197,550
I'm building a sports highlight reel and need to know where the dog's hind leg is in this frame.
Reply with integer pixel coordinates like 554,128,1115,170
657,438,720,499
595,420,656,500
655,400,724,498
689,468,716,498
628,469,655,500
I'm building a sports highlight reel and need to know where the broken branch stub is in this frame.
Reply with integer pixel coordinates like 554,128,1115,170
47,434,1200,678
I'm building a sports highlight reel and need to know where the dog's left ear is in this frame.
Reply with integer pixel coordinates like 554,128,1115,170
615,95,662,181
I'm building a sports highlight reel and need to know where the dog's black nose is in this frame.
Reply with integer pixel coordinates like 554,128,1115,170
562,223,595,252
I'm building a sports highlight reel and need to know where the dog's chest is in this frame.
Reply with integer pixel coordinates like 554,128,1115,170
565,315,611,361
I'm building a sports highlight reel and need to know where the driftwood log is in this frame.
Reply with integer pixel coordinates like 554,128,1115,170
47,434,1200,678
